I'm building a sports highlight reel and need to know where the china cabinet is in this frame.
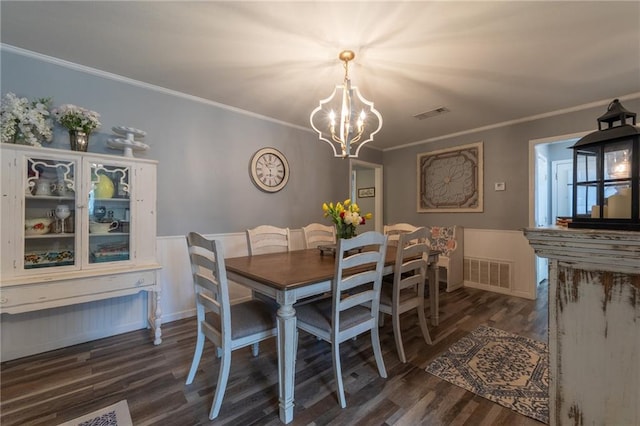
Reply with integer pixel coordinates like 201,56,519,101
0,144,162,345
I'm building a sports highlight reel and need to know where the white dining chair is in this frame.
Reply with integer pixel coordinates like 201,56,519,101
302,222,336,249
185,232,277,420
378,227,433,363
295,231,389,408
246,225,290,255
383,223,418,247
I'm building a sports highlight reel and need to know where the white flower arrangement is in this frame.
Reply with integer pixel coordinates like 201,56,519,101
52,104,102,134
0,92,53,147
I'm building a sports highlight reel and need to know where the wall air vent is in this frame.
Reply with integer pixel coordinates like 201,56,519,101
413,107,450,120
464,257,513,290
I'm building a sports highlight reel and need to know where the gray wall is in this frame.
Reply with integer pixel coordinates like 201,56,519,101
383,97,640,230
1,48,382,236
3,47,638,234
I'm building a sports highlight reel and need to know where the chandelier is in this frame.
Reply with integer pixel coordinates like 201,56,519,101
309,50,383,158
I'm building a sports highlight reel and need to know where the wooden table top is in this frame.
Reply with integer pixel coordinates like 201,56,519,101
225,247,440,291
225,247,396,290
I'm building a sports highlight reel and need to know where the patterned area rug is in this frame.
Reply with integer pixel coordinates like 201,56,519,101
56,400,133,426
426,325,549,424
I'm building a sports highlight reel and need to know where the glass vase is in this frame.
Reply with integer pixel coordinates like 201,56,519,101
69,130,90,152
335,222,356,240
12,127,27,144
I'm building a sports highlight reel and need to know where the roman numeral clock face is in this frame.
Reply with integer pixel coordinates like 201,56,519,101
250,147,290,192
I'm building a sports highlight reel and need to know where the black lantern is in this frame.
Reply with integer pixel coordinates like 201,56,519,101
569,99,639,230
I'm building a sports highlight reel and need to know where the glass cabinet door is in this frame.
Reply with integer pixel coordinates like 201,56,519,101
87,161,131,265
23,156,77,270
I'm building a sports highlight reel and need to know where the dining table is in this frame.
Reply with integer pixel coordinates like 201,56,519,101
225,245,440,424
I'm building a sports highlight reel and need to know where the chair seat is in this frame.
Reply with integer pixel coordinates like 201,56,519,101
206,299,276,340
296,299,372,334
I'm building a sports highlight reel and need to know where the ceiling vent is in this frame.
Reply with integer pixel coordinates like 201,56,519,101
413,106,450,120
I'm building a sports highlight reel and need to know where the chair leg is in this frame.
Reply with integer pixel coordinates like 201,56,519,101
251,342,259,357
185,332,205,384
209,347,232,420
371,325,388,379
216,347,222,358
378,313,386,327
332,342,347,408
417,303,433,345
392,312,407,363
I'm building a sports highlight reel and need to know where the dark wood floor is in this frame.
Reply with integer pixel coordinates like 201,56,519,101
1,284,548,426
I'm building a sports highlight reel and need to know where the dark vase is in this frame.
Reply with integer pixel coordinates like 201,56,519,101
69,130,90,152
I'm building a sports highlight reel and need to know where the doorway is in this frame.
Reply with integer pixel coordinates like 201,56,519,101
529,132,584,290
349,159,383,233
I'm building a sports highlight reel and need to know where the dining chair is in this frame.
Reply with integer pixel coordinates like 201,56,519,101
295,231,389,408
246,225,290,255
185,232,277,420
378,227,433,363
383,223,418,246
302,222,336,249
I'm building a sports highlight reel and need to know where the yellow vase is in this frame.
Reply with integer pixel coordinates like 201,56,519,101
94,174,115,199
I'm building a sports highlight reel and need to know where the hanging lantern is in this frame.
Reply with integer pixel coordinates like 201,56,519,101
569,99,639,230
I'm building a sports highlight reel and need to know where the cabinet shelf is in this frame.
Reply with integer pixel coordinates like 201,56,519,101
25,233,75,239
26,195,76,201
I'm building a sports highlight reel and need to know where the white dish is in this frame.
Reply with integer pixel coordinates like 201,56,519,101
112,126,146,139
107,138,150,157
25,218,53,235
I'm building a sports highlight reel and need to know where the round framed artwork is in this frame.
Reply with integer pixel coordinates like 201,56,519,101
249,147,290,193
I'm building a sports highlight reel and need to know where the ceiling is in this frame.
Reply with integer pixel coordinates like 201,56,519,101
2,1,639,152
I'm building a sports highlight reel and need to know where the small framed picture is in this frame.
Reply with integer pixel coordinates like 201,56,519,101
358,187,375,198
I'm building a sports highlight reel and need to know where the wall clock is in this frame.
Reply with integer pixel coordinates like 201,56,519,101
249,147,290,193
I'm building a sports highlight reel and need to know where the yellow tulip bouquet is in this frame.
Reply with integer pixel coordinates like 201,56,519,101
322,199,372,239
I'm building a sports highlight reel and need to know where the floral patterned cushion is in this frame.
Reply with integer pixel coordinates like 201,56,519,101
429,226,457,257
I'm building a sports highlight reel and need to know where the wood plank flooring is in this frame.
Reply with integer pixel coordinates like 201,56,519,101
1,284,548,425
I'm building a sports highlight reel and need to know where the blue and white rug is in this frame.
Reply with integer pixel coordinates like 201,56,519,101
56,400,133,426
426,325,549,424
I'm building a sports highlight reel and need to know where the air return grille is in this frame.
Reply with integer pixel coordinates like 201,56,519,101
413,107,450,120
464,257,512,289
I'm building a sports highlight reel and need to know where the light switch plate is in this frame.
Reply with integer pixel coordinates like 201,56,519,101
494,182,506,191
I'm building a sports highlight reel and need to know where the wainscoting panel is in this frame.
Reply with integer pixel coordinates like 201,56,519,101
0,294,147,361
0,228,536,361
462,228,536,299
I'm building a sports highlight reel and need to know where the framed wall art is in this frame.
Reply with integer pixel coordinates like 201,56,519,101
358,187,375,198
417,142,483,213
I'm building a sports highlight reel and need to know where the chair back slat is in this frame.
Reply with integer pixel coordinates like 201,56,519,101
332,231,388,339
394,227,429,299
384,223,419,246
246,225,290,255
186,232,231,341
302,222,336,248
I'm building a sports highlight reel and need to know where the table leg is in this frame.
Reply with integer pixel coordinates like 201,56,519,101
428,261,439,326
276,299,296,423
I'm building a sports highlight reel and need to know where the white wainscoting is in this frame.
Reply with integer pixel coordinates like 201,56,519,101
462,228,537,299
0,228,535,361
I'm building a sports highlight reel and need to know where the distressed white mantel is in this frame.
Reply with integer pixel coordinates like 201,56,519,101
524,227,639,426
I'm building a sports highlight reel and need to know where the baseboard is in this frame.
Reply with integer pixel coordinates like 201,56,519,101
464,280,535,300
